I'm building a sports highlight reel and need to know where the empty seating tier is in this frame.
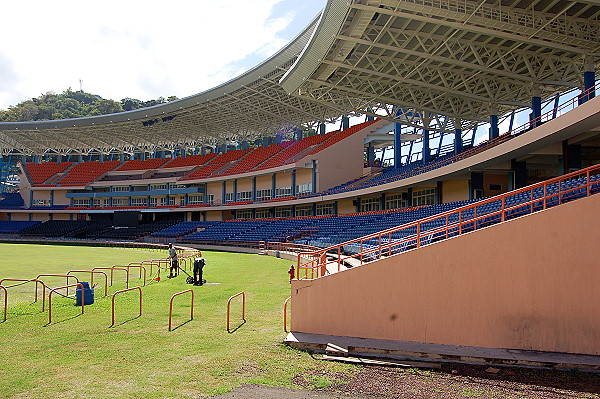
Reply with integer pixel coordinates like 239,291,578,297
115,158,169,171
57,160,120,186
162,153,219,169
25,162,73,185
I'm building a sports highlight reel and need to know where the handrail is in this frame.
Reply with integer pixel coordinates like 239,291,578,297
110,286,142,327
0,278,47,311
283,296,291,332
48,283,85,324
226,291,246,333
0,285,7,322
91,267,130,288
168,289,194,331
297,163,600,278
116,264,147,286
36,274,79,297
67,270,109,297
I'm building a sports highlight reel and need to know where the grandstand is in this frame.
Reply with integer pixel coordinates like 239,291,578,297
0,0,599,367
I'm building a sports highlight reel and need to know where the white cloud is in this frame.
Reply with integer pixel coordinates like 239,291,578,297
0,0,301,109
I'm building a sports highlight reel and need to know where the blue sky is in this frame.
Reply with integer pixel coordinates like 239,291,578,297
0,0,325,110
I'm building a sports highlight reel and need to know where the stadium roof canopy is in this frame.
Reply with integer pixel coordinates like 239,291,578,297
1,0,599,156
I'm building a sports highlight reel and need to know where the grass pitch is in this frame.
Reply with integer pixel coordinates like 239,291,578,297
0,243,354,398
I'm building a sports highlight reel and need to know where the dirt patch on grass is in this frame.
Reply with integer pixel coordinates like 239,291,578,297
216,363,600,399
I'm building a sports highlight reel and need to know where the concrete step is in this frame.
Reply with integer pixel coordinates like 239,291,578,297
286,332,600,372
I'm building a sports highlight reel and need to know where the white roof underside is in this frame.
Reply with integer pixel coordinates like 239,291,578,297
1,0,599,156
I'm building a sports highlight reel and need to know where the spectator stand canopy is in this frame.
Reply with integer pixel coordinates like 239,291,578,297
1,0,599,157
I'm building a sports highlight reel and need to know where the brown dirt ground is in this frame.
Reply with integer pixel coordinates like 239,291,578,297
215,362,600,399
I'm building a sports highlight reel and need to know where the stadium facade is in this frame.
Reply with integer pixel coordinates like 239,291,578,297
1,0,599,364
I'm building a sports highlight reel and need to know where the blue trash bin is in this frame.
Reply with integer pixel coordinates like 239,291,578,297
75,282,94,306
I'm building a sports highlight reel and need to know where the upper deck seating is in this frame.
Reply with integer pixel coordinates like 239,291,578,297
182,149,251,180
0,192,25,208
115,158,169,171
254,134,330,171
307,120,378,156
57,160,120,186
162,153,219,169
25,162,73,185
215,144,288,176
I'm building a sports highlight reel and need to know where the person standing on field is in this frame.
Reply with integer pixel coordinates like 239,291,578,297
168,243,178,278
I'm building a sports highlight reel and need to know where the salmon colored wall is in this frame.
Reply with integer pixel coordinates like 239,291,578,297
336,199,354,214
31,213,49,221
483,174,508,197
255,175,272,191
441,180,469,203
205,211,222,221
296,169,312,186
291,194,600,355
276,172,292,187
52,190,70,206
52,213,70,220
236,178,252,192
9,213,29,221
206,182,221,202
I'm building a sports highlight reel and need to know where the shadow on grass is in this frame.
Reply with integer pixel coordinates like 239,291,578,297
169,318,193,332
228,319,246,333
110,314,142,328
44,312,83,326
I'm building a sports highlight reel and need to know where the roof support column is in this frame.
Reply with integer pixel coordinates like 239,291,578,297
531,88,542,128
222,181,226,204
319,123,326,135
311,160,317,193
367,143,375,166
489,113,499,140
295,128,303,141
422,128,430,164
291,169,296,196
580,58,596,104
271,174,276,199
341,116,349,131
394,122,402,169
251,176,256,202
454,119,463,155
233,179,237,202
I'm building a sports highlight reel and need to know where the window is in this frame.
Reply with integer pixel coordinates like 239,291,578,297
360,198,380,212
112,198,128,206
296,183,312,195
150,184,167,191
236,210,253,219
274,207,292,218
188,195,203,205
275,186,292,197
316,203,335,216
170,184,186,189
237,191,252,201
295,205,313,217
149,197,158,207
179,197,185,206
256,189,272,201
225,192,235,203
131,197,147,207
92,198,109,207
159,197,175,206
205,194,214,204
255,208,271,218
385,194,406,210
412,188,435,206
73,199,90,207
111,186,129,192
33,199,50,206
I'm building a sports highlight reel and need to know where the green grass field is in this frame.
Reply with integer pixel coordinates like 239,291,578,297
0,243,354,398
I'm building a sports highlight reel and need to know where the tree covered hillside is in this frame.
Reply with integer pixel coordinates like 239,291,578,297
0,89,178,122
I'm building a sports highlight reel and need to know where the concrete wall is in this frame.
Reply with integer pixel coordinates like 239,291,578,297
441,180,469,203
291,194,600,355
